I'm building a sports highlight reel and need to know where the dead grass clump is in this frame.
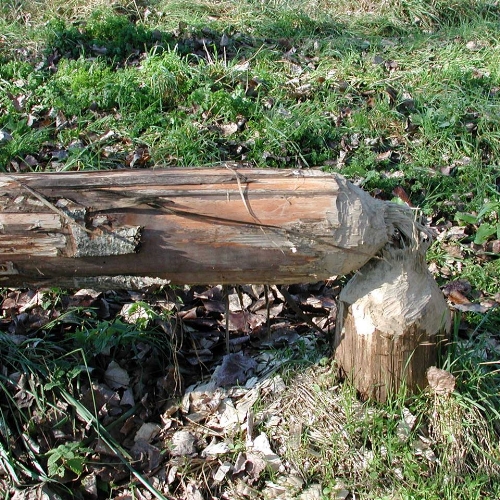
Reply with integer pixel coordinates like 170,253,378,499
263,363,368,481
264,362,500,497
428,393,500,479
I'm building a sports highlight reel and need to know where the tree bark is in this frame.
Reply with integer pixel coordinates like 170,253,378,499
0,167,407,289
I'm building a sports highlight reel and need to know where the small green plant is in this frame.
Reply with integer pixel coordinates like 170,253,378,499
46,442,91,478
455,197,500,245
72,318,157,356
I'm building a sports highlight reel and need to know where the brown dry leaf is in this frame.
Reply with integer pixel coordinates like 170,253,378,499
67,289,102,309
213,461,232,482
385,59,399,72
170,430,197,457
126,147,151,167
55,110,68,130
427,366,456,395
1,290,36,311
442,279,472,296
447,289,471,305
412,437,437,463
245,77,261,97
213,352,257,387
226,310,249,331
376,150,393,162
465,40,485,51
292,83,312,98
485,239,500,254
94,463,129,483
11,484,61,500
249,433,282,472
0,129,13,144
186,348,213,365
385,85,398,106
104,360,130,390
81,472,98,499
391,186,413,206
80,383,121,418
178,307,198,320
130,440,161,471
452,302,495,313
437,226,468,242
185,482,204,500
228,292,253,312
201,439,231,458
396,408,417,442
233,451,267,484
7,92,27,112
298,484,324,500
19,154,39,170
201,298,225,313
233,60,250,72
134,423,161,443
219,123,239,136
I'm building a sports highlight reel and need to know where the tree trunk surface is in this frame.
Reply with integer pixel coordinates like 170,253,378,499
0,167,405,289
333,247,451,402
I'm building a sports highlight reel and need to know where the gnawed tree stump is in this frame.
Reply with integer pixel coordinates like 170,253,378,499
334,243,451,402
1,167,412,289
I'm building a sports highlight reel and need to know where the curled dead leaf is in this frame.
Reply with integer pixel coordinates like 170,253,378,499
427,366,455,395
170,430,197,457
134,422,161,443
104,360,130,390
0,129,13,145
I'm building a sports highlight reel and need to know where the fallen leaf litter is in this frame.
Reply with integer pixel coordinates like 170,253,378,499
1,279,499,498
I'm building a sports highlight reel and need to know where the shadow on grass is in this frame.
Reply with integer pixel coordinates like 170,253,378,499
43,7,349,68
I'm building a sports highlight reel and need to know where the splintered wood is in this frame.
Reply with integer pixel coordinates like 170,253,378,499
1,167,403,289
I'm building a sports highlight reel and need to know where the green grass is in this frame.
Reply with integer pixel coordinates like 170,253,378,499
0,296,174,497
1,0,500,498
1,1,499,216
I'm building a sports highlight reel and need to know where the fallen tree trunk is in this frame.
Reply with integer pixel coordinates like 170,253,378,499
1,167,411,289
1,166,451,401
